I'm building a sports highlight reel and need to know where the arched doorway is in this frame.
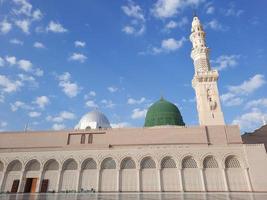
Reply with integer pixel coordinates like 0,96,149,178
3,160,22,193
161,157,179,191
225,156,248,191
100,157,117,192
182,156,202,191
80,158,97,191
120,157,137,191
60,159,78,192
203,156,224,191
42,159,59,192
23,159,41,193
140,157,158,191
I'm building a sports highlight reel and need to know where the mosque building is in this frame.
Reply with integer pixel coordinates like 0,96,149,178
1,16,267,193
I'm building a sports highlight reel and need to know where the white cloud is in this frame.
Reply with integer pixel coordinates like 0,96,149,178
18,74,38,88
46,21,68,33
107,86,118,93
34,96,50,109
33,42,45,48
10,101,32,111
0,121,7,128
34,68,44,77
0,19,12,34
74,41,86,48
121,1,145,21
32,9,43,21
52,123,65,130
232,109,267,131
84,91,96,99
69,53,87,63
211,55,240,71
151,0,204,19
85,100,98,108
224,4,244,17
58,72,81,98
221,74,266,107
47,111,75,123
206,19,227,31
10,38,23,45
206,6,215,14
5,56,17,65
28,111,41,118
122,26,135,34
245,98,267,109
165,17,188,30
101,99,115,108
127,97,146,105
13,0,33,16
17,59,32,71
111,122,131,128
15,19,31,34
0,75,22,93
165,21,177,29
161,37,186,51
131,108,147,119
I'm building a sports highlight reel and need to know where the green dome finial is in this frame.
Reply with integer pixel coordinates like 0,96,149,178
144,98,185,127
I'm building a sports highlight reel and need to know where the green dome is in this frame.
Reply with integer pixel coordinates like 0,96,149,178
144,97,185,127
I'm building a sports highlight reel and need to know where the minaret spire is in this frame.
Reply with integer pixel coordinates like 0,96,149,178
190,16,225,126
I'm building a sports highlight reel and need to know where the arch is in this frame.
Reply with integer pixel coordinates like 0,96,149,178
120,157,137,191
160,157,179,191
25,159,41,171
140,157,156,169
225,156,241,168
62,158,78,170
120,157,136,169
0,161,4,171
182,156,197,168
203,156,224,191
7,160,22,171
161,157,176,169
140,157,158,191
80,158,97,191
100,157,117,191
81,158,97,170
203,156,219,168
43,159,59,171
101,157,116,169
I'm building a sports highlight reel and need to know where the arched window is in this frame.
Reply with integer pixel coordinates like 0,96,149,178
7,160,22,171
203,156,218,168
225,156,241,168
101,158,116,169
25,160,41,171
62,159,78,170
161,157,176,168
82,158,97,170
121,158,136,169
182,157,197,168
141,157,156,169
44,159,59,171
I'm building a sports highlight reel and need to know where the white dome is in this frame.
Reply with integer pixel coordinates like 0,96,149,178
75,110,111,130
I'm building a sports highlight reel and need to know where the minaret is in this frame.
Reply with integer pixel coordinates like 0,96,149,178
190,16,225,126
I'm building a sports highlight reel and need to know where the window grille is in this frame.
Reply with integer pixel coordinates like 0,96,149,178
182,157,197,168
161,157,176,168
121,158,136,169
203,156,218,168
101,158,116,169
141,157,156,169
82,159,97,169
225,156,241,168
7,160,22,171
44,160,59,170
63,159,78,170
26,160,40,171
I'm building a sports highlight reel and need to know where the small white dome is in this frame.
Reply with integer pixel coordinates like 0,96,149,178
75,110,111,130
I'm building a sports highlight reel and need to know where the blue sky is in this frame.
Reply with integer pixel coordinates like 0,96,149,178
0,0,266,133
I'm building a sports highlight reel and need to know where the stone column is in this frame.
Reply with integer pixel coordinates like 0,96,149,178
0,168,7,192
116,169,120,192
18,169,25,193
200,168,206,191
36,170,43,192
157,168,162,192
56,170,62,192
76,169,82,192
178,168,184,192
96,168,100,192
222,168,229,191
244,168,253,191
136,168,141,192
